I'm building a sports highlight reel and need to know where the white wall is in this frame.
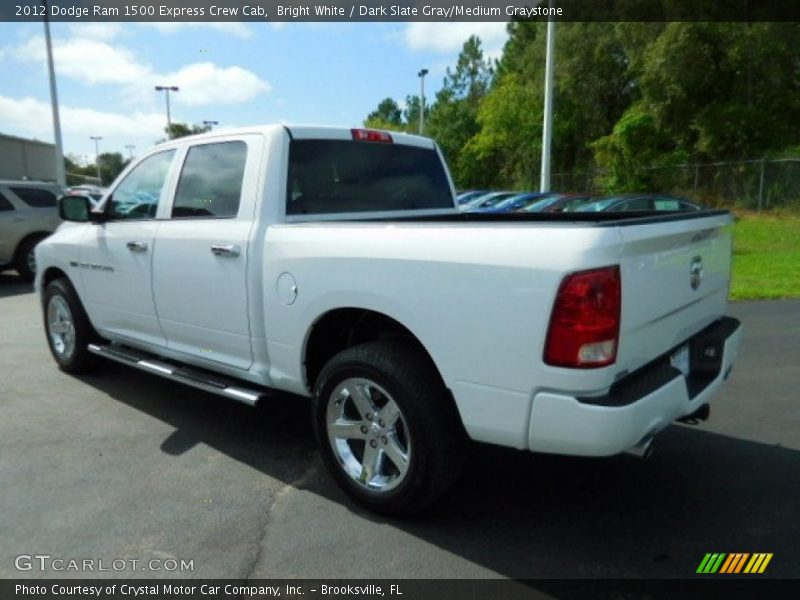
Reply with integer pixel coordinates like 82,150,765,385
0,133,56,182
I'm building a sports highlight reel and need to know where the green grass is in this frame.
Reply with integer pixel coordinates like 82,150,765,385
731,214,800,300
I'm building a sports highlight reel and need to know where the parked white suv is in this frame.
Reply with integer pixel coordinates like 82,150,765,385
0,180,63,280
35,125,742,514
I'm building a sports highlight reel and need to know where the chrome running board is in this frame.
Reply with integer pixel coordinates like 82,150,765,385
88,343,272,406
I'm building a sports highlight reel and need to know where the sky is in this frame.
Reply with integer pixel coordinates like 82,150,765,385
0,21,508,165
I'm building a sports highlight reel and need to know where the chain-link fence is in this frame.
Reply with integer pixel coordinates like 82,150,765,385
552,157,800,211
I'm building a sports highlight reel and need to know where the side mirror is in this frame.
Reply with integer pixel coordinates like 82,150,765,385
58,195,92,222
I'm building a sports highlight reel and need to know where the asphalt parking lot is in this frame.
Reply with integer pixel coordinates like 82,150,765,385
1,272,798,581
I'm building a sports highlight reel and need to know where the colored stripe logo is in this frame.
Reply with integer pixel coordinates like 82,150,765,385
697,553,773,574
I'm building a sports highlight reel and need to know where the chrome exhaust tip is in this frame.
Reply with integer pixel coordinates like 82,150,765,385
624,437,654,460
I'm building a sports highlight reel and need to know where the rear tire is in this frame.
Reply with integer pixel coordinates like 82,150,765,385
15,235,47,282
313,341,466,516
43,278,102,373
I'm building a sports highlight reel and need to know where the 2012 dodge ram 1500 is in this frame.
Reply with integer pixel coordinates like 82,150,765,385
36,125,743,514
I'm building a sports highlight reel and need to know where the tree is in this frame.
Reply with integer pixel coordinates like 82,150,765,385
402,95,430,133
465,74,542,189
426,35,494,186
366,98,403,127
164,122,212,140
361,22,800,194
639,22,800,160
64,154,101,186
97,152,129,186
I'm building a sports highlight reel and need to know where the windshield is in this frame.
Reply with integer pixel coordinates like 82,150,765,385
287,140,453,215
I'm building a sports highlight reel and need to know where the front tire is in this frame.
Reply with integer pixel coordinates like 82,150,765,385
313,342,466,516
43,278,101,373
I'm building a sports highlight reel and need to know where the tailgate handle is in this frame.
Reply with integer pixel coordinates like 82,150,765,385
211,244,240,257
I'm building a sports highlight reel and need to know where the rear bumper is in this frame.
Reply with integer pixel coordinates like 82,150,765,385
528,317,743,456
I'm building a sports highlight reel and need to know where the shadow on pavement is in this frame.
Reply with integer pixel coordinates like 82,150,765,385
76,361,799,580
0,273,33,298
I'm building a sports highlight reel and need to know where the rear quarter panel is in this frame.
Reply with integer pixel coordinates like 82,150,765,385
260,221,627,447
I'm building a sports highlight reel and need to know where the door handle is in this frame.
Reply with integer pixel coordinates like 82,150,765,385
210,244,240,257
126,241,148,252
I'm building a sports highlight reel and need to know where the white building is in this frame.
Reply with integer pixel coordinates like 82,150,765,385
0,133,57,182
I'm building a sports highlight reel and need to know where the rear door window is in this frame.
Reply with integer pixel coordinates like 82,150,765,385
287,139,452,215
172,141,247,218
654,198,681,211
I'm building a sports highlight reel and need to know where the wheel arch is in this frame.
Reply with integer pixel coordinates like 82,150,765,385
303,307,448,395
41,266,104,342
41,265,71,291
13,231,52,260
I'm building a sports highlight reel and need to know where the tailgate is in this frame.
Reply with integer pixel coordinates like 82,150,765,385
616,212,733,375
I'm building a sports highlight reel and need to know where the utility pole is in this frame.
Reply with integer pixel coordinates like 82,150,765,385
125,144,135,160
155,85,179,136
540,16,556,193
90,136,102,183
417,68,428,135
42,0,66,187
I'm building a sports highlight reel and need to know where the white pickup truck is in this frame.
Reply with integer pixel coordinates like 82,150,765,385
36,125,742,514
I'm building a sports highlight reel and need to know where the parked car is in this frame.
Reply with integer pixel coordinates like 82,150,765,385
537,194,597,213
0,180,63,280
514,193,576,213
480,192,548,213
462,190,520,211
576,194,702,213
37,125,741,515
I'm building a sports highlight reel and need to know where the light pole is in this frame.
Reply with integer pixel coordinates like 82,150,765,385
125,144,135,160
540,15,556,193
417,68,428,135
154,85,179,136
202,120,219,131
42,1,66,187
90,136,102,182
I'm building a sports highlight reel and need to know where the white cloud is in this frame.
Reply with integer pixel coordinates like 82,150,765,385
402,23,509,58
10,33,270,108
15,35,150,85
165,62,271,106
0,95,166,151
140,22,253,39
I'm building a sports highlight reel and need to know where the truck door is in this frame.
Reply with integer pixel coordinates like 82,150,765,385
78,149,177,346
151,137,258,371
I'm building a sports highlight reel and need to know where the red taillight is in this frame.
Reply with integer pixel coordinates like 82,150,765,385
351,128,393,143
544,265,621,368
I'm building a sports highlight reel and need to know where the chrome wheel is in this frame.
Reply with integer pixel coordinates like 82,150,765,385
47,295,76,359
326,377,411,493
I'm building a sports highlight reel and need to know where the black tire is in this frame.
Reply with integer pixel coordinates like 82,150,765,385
313,341,466,516
43,278,102,373
14,234,47,282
